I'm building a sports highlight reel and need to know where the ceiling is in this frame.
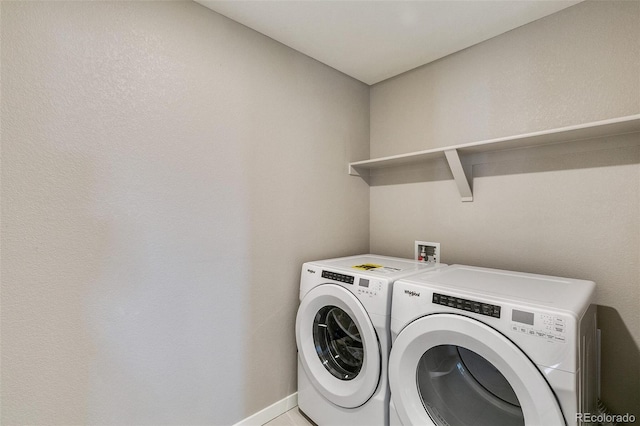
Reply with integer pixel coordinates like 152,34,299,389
196,0,581,85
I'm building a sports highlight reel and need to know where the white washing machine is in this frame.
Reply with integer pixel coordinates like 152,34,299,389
388,265,597,426
296,254,447,426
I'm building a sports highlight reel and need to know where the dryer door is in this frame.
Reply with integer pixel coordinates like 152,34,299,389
388,314,565,426
296,284,381,408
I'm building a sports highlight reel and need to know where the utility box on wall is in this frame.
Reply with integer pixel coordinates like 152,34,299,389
415,241,440,263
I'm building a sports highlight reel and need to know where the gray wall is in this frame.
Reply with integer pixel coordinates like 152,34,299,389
1,1,369,424
2,0,639,424
369,0,639,416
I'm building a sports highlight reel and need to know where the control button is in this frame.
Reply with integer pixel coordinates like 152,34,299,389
536,331,546,337
554,336,566,342
555,327,564,333
528,330,535,335
512,325,518,332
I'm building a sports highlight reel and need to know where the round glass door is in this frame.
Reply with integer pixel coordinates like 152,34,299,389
313,305,364,380
388,313,565,426
295,284,381,408
417,345,524,426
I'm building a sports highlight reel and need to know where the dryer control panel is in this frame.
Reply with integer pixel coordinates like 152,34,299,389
510,310,567,343
432,292,501,318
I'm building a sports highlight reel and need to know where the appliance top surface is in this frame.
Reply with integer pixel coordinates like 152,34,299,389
307,254,443,279
401,264,595,313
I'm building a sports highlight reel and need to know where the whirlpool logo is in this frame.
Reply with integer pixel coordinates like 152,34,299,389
404,289,421,297
307,269,316,274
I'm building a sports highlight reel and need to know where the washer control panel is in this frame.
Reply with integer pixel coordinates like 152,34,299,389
432,293,501,318
321,270,382,297
321,270,354,284
511,309,566,343
356,278,383,297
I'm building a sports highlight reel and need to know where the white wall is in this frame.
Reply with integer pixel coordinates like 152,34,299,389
0,1,369,424
369,0,639,416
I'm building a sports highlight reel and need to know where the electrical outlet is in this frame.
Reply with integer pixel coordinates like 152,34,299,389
415,241,440,263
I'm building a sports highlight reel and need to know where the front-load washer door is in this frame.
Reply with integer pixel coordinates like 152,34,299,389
388,314,565,426
296,284,381,408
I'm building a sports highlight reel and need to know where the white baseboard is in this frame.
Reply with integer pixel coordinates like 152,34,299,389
234,392,298,426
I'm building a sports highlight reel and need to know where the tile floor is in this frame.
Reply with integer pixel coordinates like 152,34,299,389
263,407,314,426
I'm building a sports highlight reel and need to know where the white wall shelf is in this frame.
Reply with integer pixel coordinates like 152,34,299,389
349,114,640,202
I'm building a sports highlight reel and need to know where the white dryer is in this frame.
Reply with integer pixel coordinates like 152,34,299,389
388,265,597,426
296,255,446,426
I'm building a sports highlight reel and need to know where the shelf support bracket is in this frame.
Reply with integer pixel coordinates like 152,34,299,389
444,149,473,202
348,163,361,176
